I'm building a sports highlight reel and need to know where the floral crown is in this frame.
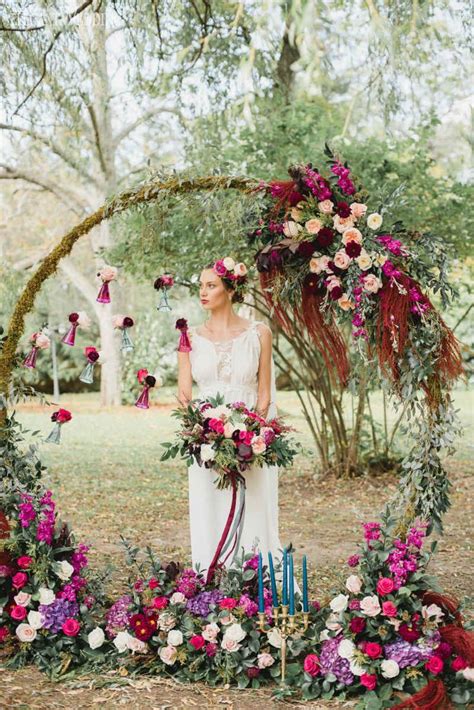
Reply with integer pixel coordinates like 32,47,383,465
212,257,249,300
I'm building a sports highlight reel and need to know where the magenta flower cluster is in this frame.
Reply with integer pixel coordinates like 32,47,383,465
376,234,408,257
304,167,333,201
18,493,36,528
330,160,356,195
105,594,133,638
176,568,201,599
36,490,55,545
387,524,426,589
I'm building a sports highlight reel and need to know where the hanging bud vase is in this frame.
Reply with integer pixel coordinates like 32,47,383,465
62,321,78,346
45,421,62,445
157,289,172,312
175,318,192,352
121,328,134,352
135,371,157,410
23,346,38,369
96,281,111,304
96,266,118,304
135,385,150,409
79,361,95,384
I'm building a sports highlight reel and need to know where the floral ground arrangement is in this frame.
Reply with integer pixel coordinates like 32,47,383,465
1,487,473,709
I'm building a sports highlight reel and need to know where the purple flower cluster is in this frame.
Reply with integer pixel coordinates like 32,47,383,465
36,491,55,545
238,594,259,617
57,575,87,602
304,167,332,201
19,493,36,528
268,220,284,234
319,636,354,686
387,525,425,589
384,639,433,668
176,568,201,599
330,161,356,195
105,594,133,638
186,589,223,617
39,598,79,633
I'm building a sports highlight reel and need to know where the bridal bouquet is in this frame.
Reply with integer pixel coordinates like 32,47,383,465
161,394,298,490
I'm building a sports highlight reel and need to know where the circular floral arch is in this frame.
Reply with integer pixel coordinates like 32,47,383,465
0,157,471,708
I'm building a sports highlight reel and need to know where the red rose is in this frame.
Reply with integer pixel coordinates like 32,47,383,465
425,656,444,675
360,673,377,690
399,623,420,643
10,605,27,621
303,653,320,677
190,634,206,650
365,642,383,659
137,368,149,384
62,618,80,636
16,556,33,569
376,577,395,596
0,627,9,642
148,578,159,590
451,656,468,672
382,601,398,617
12,572,28,589
219,597,238,610
349,617,366,634
152,596,169,610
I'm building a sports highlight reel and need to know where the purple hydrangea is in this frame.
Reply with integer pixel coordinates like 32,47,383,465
384,639,433,668
105,594,133,638
319,636,354,686
238,594,259,617
176,568,201,598
186,589,223,618
39,599,79,633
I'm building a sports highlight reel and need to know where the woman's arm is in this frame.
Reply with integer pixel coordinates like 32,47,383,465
256,323,272,418
177,351,192,407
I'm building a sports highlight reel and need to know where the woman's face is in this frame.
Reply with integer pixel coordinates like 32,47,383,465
199,268,231,310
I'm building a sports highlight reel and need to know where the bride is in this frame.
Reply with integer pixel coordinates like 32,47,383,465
177,257,285,578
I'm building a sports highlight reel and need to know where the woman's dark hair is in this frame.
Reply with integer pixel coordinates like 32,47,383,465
203,262,244,304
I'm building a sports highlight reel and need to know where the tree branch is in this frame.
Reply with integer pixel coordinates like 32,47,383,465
113,106,185,148
0,163,88,215
0,0,95,32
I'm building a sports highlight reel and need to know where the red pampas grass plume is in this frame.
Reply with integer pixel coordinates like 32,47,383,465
267,179,304,217
391,679,451,710
376,273,412,384
440,625,474,666
259,269,296,337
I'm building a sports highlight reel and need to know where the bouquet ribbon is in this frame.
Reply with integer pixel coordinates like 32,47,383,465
205,471,246,585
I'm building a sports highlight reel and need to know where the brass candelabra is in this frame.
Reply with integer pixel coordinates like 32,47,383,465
258,604,310,684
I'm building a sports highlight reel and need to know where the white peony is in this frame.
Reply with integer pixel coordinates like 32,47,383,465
202,622,220,641
329,594,349,613
114,631,133,653
159,644,177,665
338,639,356,659
223,257,235,271
221,636,241,652
170,592,186,605
349,659,366,676
16,623,37,643
367,212,383,230
381,659,400,678
38,587,55,605
88,627,105,650
167,629,183,646
224,623,246,643
27,611,44,630
55,560,74,581
200,444,216,463
267,627,283,648
283,220,302,238
345,575,362,594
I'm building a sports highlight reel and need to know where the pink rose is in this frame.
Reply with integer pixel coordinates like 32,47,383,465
333,214,355,233
10,605,27,621
360,673,377,690
223,422,235,438
221,636,241,652
12,572,28,589
350,202,367,219
234,262,248,277
452,656,468,672
333,250,351,270
208,418,225,434
13,592,31,607
303,653,320,677
152,596,169,610
318,200,334,214
251,436,266,455
305,218,323,234
62,618,80,636
190,634,206,650
360,595,381,617
213,260,227,277
382,601,398,617
362,274,382,294
219,597,238,610
257,652,275,669
425,656,444,675
342,227,363,245
365,642,383,659
345,575,362,594
16,556,33,569
376,577,395,596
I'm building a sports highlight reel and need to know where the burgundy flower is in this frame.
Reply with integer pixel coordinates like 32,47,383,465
175,318,188,331
336,201,351,218
247,667,260,679
297,240,316,258
329,286,343,300
349,616,366,634
398,623,421,643
316,227,335,248
123,316,134,328
303,273,324,295
237,443,253,462
345,241,362,258
145,375,156,387
68,312,79,323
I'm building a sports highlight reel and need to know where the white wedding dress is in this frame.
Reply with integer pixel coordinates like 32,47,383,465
187,320,284,576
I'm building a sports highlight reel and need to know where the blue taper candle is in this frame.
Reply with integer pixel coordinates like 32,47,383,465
268,552,278,607
302,555,309,612
289,553,295,615
282,548,288,606
258,552,265,612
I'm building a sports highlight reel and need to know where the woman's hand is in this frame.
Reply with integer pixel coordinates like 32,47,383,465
177,350,192,407
256,323,272,419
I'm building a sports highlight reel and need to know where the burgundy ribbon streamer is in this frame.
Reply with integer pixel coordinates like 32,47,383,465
206,472,239,585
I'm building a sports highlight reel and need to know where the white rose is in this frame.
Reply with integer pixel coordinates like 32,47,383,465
221,636,241,652
88,627,105,650
234,262,248,277
202,623,220,641
367,213,383,230
114,631,133,652
159,644,177,665
325,612,343,631
223,257,235,271
338,639,356,659
200,444,216,463
305,218,323,234
167,629,183,646
170,592,186,605
13,592,31,607
267,627,283,648
283,220,301,238
349,659,366,676
157,612,176,631
319,629,331,641
127,636,148,654
381,659,400,678
16,623,37,643
27,611,44,630
345,575,362,594
360,595,381,617
38,587,55,605
56,560,74,581
224,623,246,643
462,667,474,681
356,251,373,271
329,594,349,613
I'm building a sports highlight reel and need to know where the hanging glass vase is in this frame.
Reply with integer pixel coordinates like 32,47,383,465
135,385,150,409
23,346,38,369
157,290,172,312
121,328,134,352
62,322,78,346
79,361,95,384
45,422,62,445
96,281,111,304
